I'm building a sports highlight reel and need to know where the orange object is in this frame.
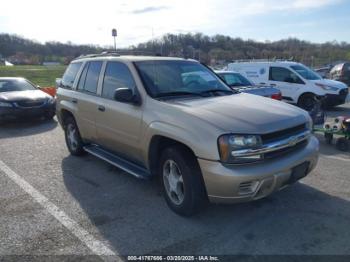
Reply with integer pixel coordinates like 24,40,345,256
40,87,57,97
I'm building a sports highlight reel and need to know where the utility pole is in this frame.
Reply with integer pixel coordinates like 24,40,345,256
112,28,117,51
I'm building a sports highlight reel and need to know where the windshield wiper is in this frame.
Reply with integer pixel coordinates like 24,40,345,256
230,83,245,87
200,89,235,96
155,91,205,98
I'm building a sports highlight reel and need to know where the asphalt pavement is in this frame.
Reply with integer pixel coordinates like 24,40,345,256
0,104,349,261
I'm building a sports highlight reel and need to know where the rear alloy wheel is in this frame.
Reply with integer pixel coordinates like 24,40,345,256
159,145,208,216
64,117,85,156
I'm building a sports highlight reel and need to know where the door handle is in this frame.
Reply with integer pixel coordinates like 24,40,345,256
260,82,266,85
98,105,105,112
72,98,78,104
270,83,276,87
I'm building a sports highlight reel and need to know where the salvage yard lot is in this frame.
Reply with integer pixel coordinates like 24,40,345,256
0,105,350,259
0,66,66,87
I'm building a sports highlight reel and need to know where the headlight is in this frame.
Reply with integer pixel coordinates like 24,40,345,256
0,101,13,108
315,83,338,91
218,134,263,164
47,97,56,104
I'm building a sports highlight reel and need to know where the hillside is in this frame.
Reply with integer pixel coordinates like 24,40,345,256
1,33,350,67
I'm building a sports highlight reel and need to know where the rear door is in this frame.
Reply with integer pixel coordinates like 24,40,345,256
267,66,305,103
74,61,103,142
95,61,143,163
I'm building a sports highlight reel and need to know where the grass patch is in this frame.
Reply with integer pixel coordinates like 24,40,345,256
0,65,66,87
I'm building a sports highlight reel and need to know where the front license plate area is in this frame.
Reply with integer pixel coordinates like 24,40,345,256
289,161,310,184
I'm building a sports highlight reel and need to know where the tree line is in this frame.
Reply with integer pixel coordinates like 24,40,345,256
1,32,350,67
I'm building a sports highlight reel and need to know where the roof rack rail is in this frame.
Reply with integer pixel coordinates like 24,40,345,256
230,58,295,63
100,50,120,56
73,50,121,60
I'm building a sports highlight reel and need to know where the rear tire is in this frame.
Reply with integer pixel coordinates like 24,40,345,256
64,117,85,156
159,145,208,216
298,94,317,111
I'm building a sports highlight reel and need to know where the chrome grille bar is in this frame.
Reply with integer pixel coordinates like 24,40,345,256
231,130,311,157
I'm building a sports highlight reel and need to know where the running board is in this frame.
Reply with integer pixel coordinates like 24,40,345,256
83,145,151,179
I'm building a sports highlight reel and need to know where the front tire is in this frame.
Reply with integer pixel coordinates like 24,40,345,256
64,117,85,156
159,145,208,216
298,94,317,111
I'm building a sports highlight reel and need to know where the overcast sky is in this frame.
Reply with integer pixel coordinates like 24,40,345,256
1,0,349,47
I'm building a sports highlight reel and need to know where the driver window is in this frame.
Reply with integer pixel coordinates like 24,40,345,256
269,67,304,84
102,62,136,100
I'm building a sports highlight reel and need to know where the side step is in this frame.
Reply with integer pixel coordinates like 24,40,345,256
83,144,151,179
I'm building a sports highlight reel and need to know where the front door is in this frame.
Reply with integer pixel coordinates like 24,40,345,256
268,66,305,103
95,61,143,164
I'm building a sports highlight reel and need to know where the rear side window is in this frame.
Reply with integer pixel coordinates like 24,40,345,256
61,62,82,89
102,62,136,99
77,61,102,94
269,67,304,84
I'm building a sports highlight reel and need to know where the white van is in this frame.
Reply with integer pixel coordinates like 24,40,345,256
228,61,349,110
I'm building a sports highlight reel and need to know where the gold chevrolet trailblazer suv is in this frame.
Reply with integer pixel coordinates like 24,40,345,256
56,52,319,216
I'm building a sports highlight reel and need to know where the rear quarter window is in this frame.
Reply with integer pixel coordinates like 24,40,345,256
61,62,82,89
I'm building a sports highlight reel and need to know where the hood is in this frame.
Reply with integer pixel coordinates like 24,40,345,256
311,79,348,90
167,93,309,134
0,90,50,102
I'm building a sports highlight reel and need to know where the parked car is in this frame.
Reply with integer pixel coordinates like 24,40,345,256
215,70,282,100
0,77,56,123
314,67,331,79
228,61,349,110
329,62,350,86
56,53,319,216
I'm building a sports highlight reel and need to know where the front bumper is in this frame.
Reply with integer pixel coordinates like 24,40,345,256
323,88,349,107
0,104,55,120
198,135,319,203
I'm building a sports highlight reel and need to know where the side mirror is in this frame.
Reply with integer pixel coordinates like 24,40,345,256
55,78,62,88
36,85,41,89
114,87,140,105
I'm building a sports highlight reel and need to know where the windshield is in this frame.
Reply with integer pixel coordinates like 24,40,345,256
134,60,232,98
218,72,252,86
0,79,37,93
290,65,322,80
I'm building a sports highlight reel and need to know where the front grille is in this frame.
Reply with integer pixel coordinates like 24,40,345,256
264,139,308,159
261,123,306,144
16,100,46,108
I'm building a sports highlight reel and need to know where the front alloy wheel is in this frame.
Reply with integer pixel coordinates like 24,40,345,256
159,145,208,216
163,160,185,205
